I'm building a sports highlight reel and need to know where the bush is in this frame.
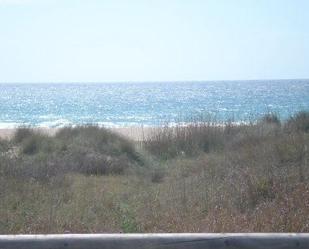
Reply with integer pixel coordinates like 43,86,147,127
144,123,225,160
150,167,166,183
21,135,40,154
260,113,281,125
13,127,34,143
6,125,145,180
0,139,9,153
286,111,309,132
21,134,58,155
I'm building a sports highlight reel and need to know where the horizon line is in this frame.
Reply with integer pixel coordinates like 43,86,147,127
0,78,308,84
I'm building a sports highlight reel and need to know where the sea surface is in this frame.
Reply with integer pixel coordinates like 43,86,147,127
0,80,308,128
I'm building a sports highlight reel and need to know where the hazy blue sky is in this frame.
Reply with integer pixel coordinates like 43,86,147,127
0,0,308,82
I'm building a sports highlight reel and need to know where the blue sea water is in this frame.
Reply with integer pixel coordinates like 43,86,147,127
0,80,308,128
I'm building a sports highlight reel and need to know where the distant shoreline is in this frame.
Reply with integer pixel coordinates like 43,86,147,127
0,121,245,141
0,111,307,142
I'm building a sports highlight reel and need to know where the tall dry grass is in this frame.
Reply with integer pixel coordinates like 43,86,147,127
0,112,309,233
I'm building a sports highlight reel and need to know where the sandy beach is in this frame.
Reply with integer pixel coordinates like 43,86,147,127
0,126,156,141
0,128,57,140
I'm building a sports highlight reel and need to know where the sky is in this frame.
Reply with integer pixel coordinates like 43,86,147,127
0,0,308,83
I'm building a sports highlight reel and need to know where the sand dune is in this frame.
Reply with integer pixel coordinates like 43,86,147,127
0,127,155,141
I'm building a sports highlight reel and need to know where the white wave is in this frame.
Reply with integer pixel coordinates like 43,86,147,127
96,122,151,128
38,119,72,128
38,114,62,120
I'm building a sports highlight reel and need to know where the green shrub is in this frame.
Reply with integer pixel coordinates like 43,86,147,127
0,139,9,153
13,127,34,143
8,125,145,179
21,134,57,155
22,136,39,154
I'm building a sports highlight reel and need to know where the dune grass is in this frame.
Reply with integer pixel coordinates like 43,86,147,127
0,112,309,233
3,126,145,181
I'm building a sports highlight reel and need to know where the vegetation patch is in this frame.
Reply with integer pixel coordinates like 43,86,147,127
0,112,309,233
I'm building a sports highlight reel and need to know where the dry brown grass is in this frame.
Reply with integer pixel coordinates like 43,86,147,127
0,112,309,233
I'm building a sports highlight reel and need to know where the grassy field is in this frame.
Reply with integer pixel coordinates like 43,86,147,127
0,112,309,233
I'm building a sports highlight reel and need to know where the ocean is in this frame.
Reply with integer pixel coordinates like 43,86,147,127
0,80,308,128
